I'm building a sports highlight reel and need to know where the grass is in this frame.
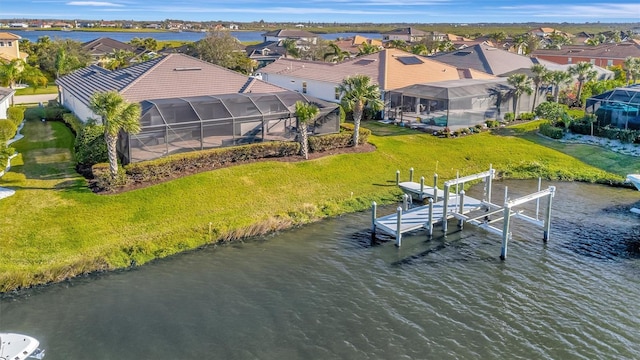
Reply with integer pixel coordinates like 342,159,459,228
0,118,629,292
14,83,59,96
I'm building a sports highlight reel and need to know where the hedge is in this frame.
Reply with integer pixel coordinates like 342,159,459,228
62,113,83,135
308,124,370,152
0,119,17,142
7,106,25,127
539,122,564,139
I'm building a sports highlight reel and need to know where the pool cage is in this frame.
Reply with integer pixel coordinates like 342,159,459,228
586,86,640,130
385,79,534,128
118,92,340,164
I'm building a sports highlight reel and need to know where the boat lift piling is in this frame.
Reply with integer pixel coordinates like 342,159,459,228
373,166,557,259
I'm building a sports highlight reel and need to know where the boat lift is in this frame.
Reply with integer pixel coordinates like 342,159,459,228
372,167,556,260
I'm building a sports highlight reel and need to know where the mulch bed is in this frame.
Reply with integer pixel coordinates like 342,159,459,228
90,143,377,194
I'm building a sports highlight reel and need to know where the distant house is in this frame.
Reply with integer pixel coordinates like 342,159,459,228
228,24,239,30
531,42,640,67
258,48,495,103
9,23,28,28
244,41,288,68
262,29,318,45
82,37,139,64
335,35,382,57
55,53,340,163
381,27,428,43
52,22,73,28
0,87,15,119
0,32,28,62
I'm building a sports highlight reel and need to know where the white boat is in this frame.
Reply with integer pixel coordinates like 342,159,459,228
0,333,45,359
627,174,640,191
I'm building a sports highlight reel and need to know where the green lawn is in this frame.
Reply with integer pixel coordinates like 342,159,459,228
0,118,629,292
14,83,59,96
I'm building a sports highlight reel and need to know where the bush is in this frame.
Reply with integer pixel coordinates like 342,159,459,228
535,102,567,123
338,106,346,123
44,105,69,121
539,122,564,139
485,119,500,128
595,126,640,144
62,113,83,135
0,119,18,143
7,106,25,127
503,112,515,121
338,123,370,143
124,141,300,185
91,163,129,191
75,124,107,166
518,112,535,120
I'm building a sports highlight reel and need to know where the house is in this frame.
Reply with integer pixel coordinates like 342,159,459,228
432,44,613,80
244,41,289,68
262,29,319,45
257,48,495,103
528,27,558,38
531,42,640,67
586,86,640,130
381,27,428,43
82,37,139,64
0,87,15,119
9,23,28,28
52,22,73,29
228,24,239,30
55,53,340,163
0,32,28,62
334,35,383,57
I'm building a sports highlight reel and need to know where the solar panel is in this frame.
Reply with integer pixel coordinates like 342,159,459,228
354,59,376,65
396,56,424,65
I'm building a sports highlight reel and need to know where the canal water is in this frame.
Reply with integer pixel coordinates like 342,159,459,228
1,180,639,359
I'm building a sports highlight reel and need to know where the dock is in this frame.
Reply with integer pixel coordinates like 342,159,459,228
373,167,556,260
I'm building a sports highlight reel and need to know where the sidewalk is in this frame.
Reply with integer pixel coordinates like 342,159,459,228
13,93,58,105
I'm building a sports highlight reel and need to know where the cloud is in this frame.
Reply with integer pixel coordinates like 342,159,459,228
496,3,640,19
66,1,124,6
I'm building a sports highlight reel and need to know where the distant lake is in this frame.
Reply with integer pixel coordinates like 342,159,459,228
10,30,381,43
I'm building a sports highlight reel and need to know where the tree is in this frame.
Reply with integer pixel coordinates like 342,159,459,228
437,40,455,53
338,75,383,147
548,70,572,103
281,39,301,59
294,101,319,159
546,31,571,50
323,42,349,63
0,59,24,88
88,91,141,178
506,73,533,118
488,31,507,47
586,34,606,46
357,42,379,56
104,49,135,70
411,43,428,55
192,30,248,68
623,56,640,85
0,119,17,144
19,63,48,93
569,62,597,107
529,64,548,112
29,38,91,79
387,40,408,51
523,33,540,54
512,34,528,54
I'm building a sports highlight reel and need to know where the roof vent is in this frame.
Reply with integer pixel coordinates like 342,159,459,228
174,67,202,71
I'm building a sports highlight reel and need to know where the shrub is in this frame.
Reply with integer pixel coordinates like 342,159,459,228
594,126,640,144
44,105,69,121
7,106,25,127
539,122,564,139
91,163,128,191
518,112,535,120
338,106,346,123
503,112,515,121
75,124,107,166
62,113,83,135
0,119,17,143
566,108,585,120
485,119,500,128
124,141,300,185
338,123,371,145
535,102,567,124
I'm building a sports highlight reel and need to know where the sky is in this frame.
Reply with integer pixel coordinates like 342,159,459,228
2,0,640,24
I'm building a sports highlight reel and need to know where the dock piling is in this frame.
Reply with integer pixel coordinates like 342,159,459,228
420,176,425,196
396,206,403,247
371,201,377,233
409,168,414,182
543,186,555,242
442,183,450,232
427,198,434,238
402,193,409,211
500,204,512,260
396,170,400,185
458,190,465,229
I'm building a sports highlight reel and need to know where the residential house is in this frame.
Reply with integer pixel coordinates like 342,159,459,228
0,87,15,119
0,32,28,62
29,21,51,28
228,24,239,30
531,42,640,67
381,27,428,43
244,41,289,68
82,37,140,65
257,48,495,104
528,27,559,38
9,23,28,28
55,53,340,163
52,21,73,28
433,44,613,80
335,35,383,57
262,29,319,45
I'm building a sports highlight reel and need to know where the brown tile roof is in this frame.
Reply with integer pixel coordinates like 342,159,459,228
532,42,640,60
0,32,21,40
56,53,287,105
259,48,494,91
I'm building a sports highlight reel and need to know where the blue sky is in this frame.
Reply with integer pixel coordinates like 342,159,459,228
3,0,640,23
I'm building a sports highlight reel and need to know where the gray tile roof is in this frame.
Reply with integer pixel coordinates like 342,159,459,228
56,53,286,106
82,37,137,57
261,29,318,39
0,86,15,104
382,27,427,36
531,42,640,60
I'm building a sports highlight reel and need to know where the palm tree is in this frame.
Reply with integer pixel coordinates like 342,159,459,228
0,59,24,88
338,75,383,147
512,34,528,55
410,43,428,55
623,56,640,85
548,70,572,103
282,39,300,59
569,62,597,107
294,101,319,159
529,64,547,112
89,91,141,178
437,40,456,53
19,64,48,93
105,49,134,70
357,42,379,56
386,40,408,51
507,73,533,119
323,43,349,63
546,31,571,50
488,31,507,47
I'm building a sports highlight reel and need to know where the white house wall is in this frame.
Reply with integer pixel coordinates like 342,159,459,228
0,98,10,119
60,87,99,122
262,73,340,103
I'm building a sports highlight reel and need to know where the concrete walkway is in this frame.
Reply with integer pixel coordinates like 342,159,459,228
13,93,58,105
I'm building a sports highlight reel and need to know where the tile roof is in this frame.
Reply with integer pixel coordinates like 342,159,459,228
259,48,494,91
56,53,287,106
382,27,427,36
0,32,21,40
0,86,15,103
531,42,640,60
261,29,318,38
82,37,137,56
